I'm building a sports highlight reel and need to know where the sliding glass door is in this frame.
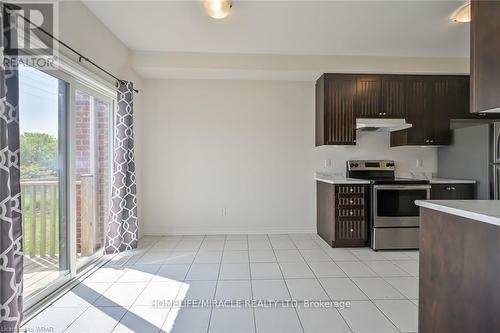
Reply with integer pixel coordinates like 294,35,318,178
18,63,115,307
18,65,70,302
73,88,113,270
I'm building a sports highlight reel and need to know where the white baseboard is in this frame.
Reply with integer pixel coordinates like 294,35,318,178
142,225,316,236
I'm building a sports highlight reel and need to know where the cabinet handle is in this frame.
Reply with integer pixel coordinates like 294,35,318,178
349,210,354,216
451,186,456,190
349,199,354,204
425,139,430,143
349,228,354,233
383,112,387,116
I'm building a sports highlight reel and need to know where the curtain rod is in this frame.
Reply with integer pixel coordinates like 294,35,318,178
10,7,139,93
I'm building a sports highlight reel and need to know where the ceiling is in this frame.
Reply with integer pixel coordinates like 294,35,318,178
83,0,470,58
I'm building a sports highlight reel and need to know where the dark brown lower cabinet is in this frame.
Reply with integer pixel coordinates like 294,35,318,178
317,182,368,247
419,208,500,332
430,183,476,200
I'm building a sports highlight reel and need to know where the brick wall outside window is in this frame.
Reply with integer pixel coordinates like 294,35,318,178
75,90,111,257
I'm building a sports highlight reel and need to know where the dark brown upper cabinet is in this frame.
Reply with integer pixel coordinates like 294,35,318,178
391,78,427,146
316,74,470,146
381,76,406,118
356,76,382,118
355,75,406,118
390,76,469,147
316,74,357,146
471,1,500,114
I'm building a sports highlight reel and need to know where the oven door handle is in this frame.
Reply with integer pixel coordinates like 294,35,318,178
373,185,432,191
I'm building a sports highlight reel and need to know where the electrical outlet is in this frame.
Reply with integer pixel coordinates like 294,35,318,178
325,159,332,168
221,207,228,217
416,159,424,168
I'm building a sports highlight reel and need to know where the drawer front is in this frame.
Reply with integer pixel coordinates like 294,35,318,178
336,220,367,241
338,196,365,207
430,183,475,200
338,208,365,218
337,185,365,195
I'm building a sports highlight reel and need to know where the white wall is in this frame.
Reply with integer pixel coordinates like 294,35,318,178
141,79,438,235
314,132,438,176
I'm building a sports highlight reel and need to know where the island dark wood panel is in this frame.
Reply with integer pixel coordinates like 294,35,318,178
419,208,500,333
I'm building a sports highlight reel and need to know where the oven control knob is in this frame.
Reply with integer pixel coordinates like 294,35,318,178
386,162,395,167
350,162,359,168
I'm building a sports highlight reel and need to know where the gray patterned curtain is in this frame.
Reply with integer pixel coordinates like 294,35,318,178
0,2,23,331
104,81,138,254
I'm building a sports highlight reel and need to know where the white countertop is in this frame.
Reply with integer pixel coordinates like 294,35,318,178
315,172,476,185
398,173,477,184
415,200,500,227
425,178,476,184
314,173,371,185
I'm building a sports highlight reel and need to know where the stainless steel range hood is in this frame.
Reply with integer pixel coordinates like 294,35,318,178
356,118,412,132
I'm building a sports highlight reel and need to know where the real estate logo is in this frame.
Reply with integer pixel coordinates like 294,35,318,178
2,1,58,70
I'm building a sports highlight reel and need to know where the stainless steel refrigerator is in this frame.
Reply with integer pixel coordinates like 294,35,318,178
438,122,500,200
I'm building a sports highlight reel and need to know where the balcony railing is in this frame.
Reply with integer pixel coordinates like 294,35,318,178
20,177,99,258
21,176,100,298
21,179,60,258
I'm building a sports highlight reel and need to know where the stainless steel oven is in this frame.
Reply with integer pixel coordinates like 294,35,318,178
346,160,431,250
371,184,430,250
373,185,431,227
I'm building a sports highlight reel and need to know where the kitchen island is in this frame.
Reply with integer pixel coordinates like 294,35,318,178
415,200,500,333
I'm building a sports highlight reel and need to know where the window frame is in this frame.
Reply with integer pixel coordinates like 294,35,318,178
21,54,117,312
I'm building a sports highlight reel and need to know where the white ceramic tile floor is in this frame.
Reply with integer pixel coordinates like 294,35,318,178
251,279,291,301
214,280,252,300
250,262,283,279
285,278,330,301
374,300,418,333
22,234,419,333
296,305,351,333
208,308,255,333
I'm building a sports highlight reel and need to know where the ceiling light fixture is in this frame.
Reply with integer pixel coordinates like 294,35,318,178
451,2,471,23
203,0,232,19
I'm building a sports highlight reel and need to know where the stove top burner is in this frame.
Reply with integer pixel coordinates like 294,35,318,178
346,160,430,185
370,177,430,185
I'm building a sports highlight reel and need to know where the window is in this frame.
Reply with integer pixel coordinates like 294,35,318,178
19,65,70,302
73,89,112,269
18,60,116,308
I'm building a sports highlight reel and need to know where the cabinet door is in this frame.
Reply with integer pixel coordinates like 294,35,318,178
325,75,357,145
453,184,476,199
471,1,500,113
356,76,382,118
430,184,475,200
430,184,456,200
398,77,428,145
448,76,470,119
381,76,406,118
426,78,452,145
